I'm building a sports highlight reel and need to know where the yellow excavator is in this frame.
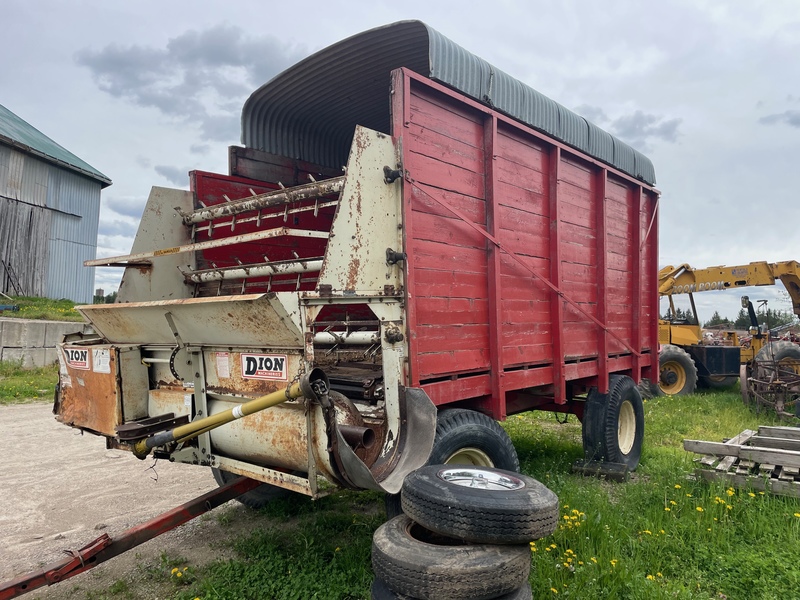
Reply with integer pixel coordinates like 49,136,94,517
658,261,800,395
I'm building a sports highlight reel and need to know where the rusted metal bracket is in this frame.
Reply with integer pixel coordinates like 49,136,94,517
0,476,262,600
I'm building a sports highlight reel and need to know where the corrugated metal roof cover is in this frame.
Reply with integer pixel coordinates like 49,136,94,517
242,20,656,186
0,104,111,187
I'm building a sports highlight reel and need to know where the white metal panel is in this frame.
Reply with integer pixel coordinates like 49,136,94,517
78,293,305,347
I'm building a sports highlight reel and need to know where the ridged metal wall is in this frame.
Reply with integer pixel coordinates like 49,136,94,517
0,145,101,303
242,20,656,185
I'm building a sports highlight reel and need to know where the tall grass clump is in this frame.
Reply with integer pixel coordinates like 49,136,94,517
504,389,800,598
1,295,84,321
0,360,58,403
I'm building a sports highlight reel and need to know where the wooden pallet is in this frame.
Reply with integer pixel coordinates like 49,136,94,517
683,426,800,498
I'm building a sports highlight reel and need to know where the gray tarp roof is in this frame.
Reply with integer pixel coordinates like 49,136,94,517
242,20,656,186
0,103,111,187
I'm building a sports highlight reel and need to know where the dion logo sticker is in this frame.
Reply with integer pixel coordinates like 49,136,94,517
64,348,90,370
241,354,288,381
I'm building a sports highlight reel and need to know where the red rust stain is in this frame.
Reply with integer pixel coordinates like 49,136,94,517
57,353,120,436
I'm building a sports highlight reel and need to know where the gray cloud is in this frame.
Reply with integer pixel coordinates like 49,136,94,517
609,111,681,152
105,197,145,219
574,104,608,124
190,143,211,155
155,165,189,186
76,24,306,142
98,219,138,238
759,110,800,128
574,105,681,153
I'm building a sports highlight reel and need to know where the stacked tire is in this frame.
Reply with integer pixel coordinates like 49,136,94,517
371,465,558,600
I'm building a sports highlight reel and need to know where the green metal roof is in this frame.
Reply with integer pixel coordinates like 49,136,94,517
0,103,111,187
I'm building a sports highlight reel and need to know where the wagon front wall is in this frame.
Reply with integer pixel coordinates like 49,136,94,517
392,69,658,420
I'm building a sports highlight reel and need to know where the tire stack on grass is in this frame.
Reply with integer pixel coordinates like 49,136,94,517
371,465,558,600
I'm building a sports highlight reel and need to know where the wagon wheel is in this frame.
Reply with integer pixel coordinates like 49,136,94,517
385,408,519,518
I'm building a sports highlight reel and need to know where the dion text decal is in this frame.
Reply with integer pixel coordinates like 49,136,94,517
241,354,288,380
65,348,90,370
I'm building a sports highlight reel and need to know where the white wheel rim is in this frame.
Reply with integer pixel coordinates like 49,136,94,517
444,447,494,466
618,400,636,454
437,467,525,490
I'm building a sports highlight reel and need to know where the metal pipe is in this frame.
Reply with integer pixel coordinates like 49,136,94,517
86,227,328,268
338,424,376,449
185,259,323,283
313,331,380,345
132,368,328,458
182,177,345,225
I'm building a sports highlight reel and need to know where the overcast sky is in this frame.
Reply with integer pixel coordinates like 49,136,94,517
3,0,799,321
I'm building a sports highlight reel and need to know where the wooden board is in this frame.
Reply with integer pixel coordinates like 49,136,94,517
685,427,800,498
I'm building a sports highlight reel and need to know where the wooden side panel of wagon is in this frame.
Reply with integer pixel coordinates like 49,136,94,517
392,68,659,419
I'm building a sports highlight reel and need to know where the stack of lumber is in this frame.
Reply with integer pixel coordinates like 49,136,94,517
683,426,800,498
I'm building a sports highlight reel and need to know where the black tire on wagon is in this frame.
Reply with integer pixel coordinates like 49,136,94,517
581,374,645,470
384,408,520,518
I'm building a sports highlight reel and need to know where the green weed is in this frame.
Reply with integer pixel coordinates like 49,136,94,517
0,360,58,403
86,389,800,599
1,295,84,322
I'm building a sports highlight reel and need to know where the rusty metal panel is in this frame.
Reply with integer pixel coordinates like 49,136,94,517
55,345,121,436
77,294,304,347
148,388,192,419
317,126,403,292
204,351,303,397
116,186,195,303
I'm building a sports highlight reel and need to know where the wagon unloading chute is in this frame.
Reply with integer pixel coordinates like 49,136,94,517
56,126,436,496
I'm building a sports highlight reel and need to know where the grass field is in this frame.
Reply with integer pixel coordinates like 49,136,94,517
0,295,84,322
161,389,798,600
11,380,800,599
0,360,58,403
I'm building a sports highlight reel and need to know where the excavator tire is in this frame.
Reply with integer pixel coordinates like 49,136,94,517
658,344,698,396
699,375,738,390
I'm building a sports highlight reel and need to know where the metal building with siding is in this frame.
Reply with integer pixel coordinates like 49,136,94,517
0,104,111,303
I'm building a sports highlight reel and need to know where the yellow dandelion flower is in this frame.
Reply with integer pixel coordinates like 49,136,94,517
551,588,559,594
696,506,704,512
748,492,756,498
660,530,665,534
664,507,671,512
578,561,584,565
726,488,735,497
646,574,655,581
610,559,618,567
171,568,179,575
657,572,663,577
674,484,681,489
591,556,598,563
794,513,800,518
176,572,183,578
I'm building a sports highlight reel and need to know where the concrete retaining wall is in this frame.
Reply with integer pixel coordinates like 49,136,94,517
0,318,91,368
